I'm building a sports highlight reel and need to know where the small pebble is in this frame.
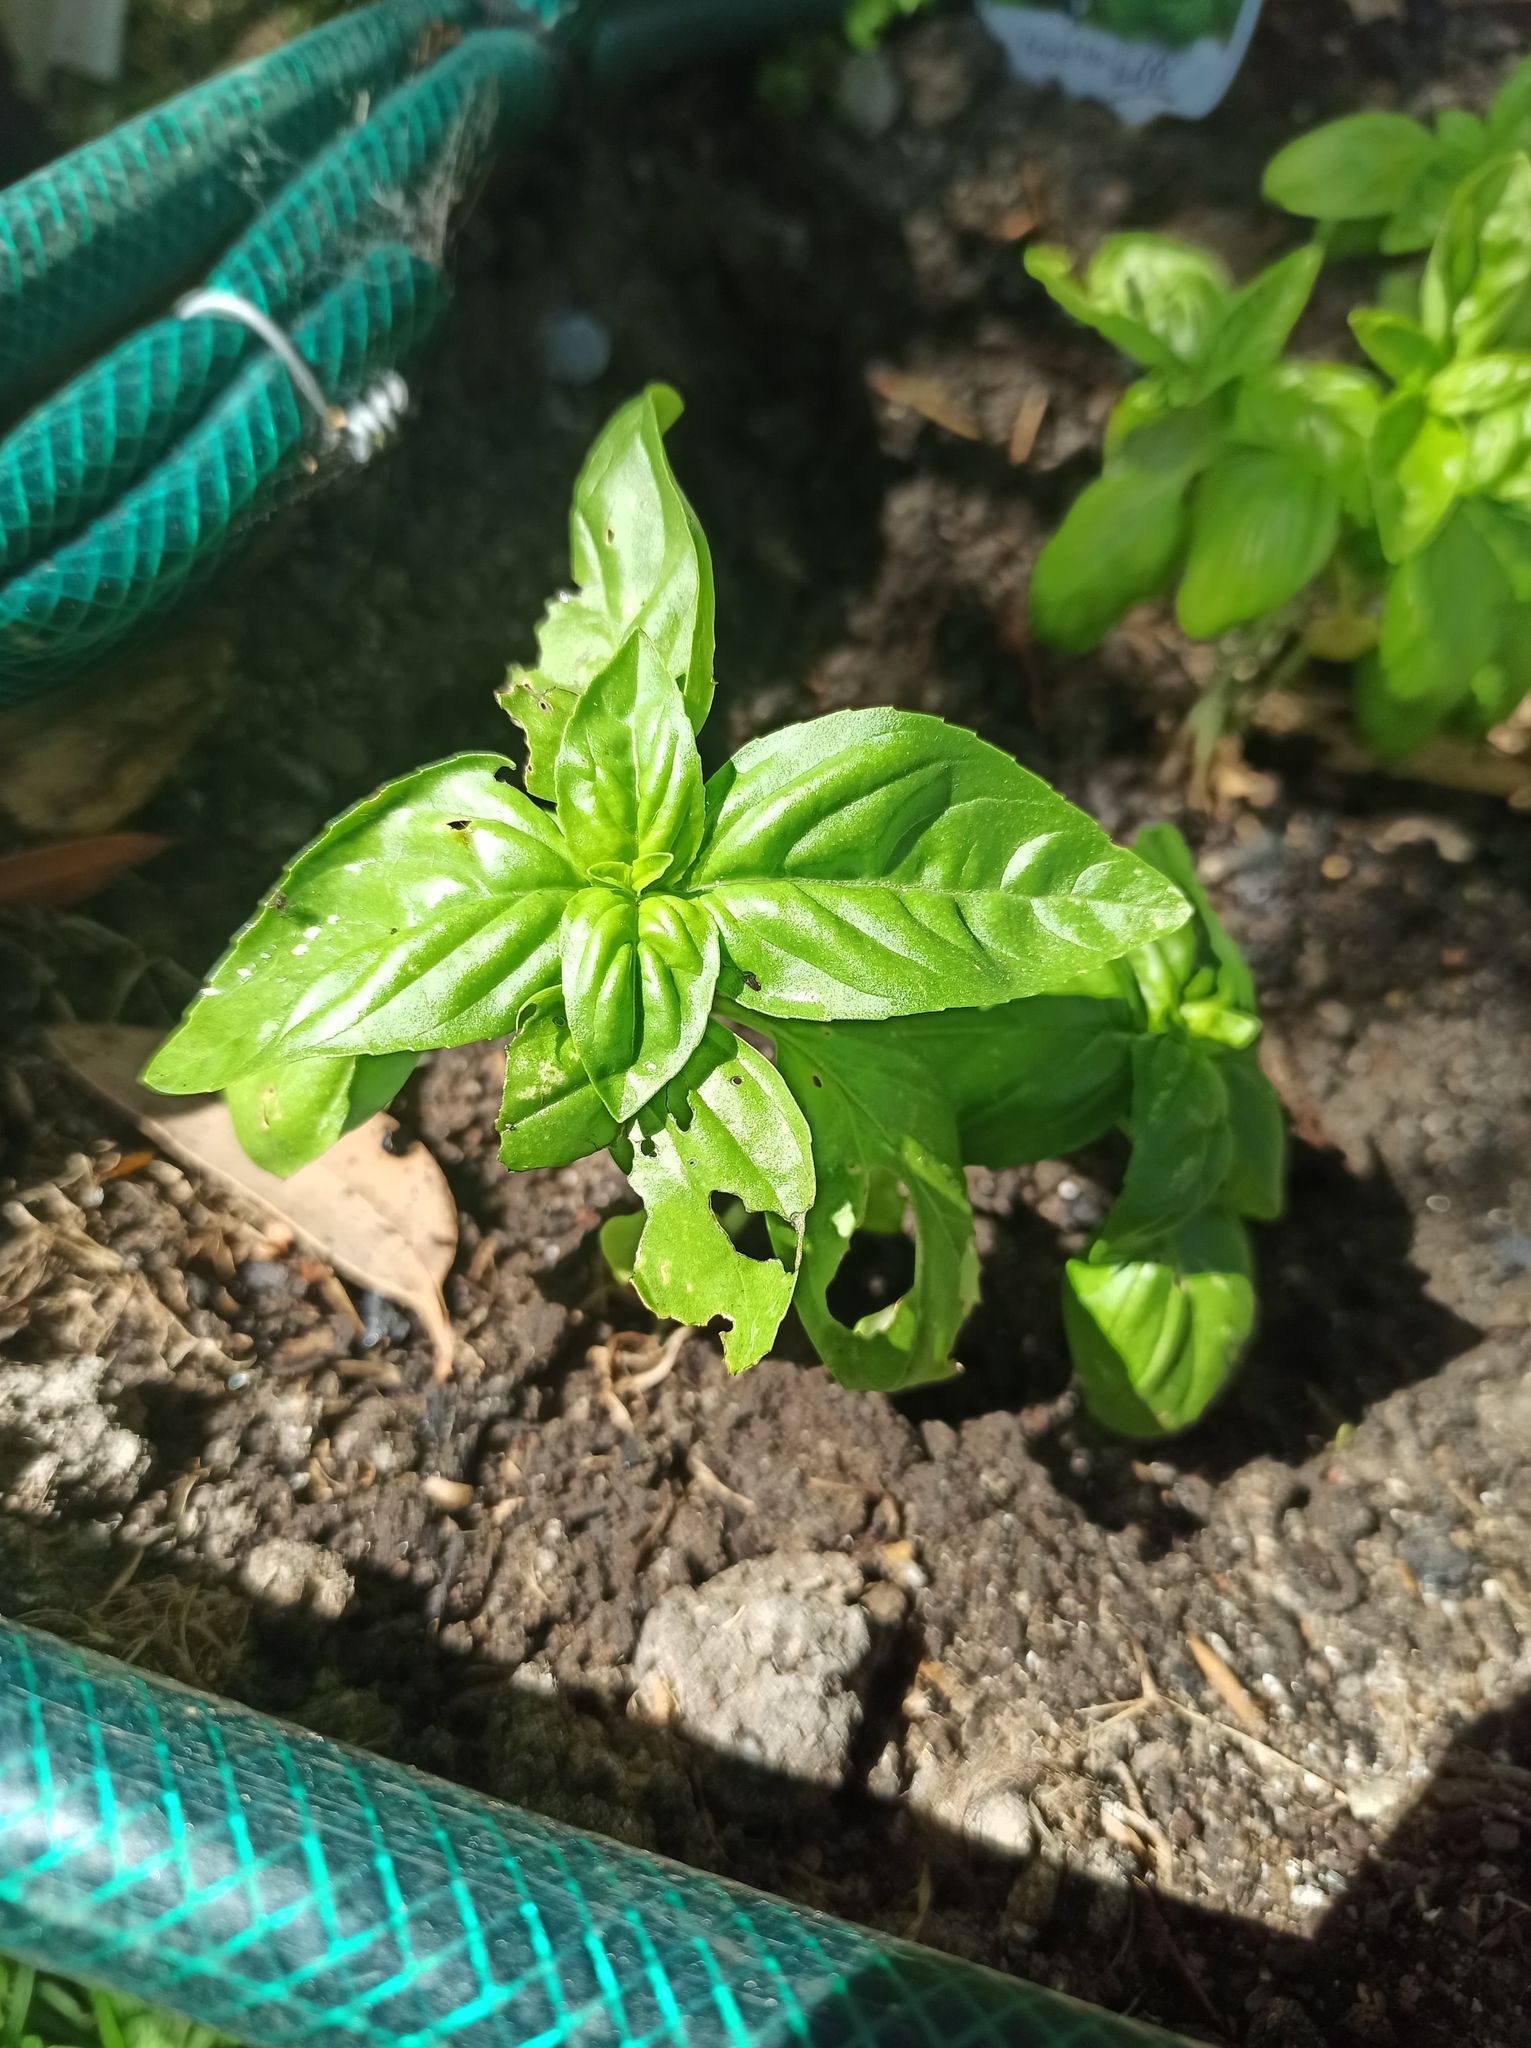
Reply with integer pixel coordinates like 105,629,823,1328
357,1289,411,1348
235,1258,294,1296
538,308,612,386
834,49,902,139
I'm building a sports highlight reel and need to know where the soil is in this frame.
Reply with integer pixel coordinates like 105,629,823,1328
3,7,1531,2045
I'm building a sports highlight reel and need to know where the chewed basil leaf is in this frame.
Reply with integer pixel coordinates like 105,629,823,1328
625,1025,815,1371
767,1015,977,1394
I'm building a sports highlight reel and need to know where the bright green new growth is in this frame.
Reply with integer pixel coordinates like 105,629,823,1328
1029,132,1531,756
147,385,1281,1434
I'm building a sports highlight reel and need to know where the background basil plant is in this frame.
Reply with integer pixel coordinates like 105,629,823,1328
146,387,1283,1436
1027,135,1531,758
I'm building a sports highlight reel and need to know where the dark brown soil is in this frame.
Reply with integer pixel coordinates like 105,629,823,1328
3,8,1531,2045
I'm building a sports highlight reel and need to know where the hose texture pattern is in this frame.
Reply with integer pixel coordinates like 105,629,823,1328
0,0,491,400
0,1623,1184,2048
0,23,560,700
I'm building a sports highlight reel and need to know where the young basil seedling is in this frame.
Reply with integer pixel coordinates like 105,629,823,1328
147,385,1279,1433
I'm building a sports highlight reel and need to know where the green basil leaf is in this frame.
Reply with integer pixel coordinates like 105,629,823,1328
1103,374,1179,456
1428,350,1531,416
225,1051,417,1179
1490,54,1531,146
1369,393,1465,563
497,994,620,1171
1349,308,1447,387
144,756,577,1094
1026,239,1228,370
554,632,705,882
767,1016,977,1393
1063,1209,1255,1437
501,385,715,800
1132,823,1257,1016
1368,508,1508,754
1198,245,1323,391
876,992,1135,1167
1216,1048,1286,1221
599,1208,644,1288
687,708,1190,1020
560,888,719,1120
1176,448,1340,638
625,1024,815,1371
1463,403,1528,493
1421,153,1531,356
1082,235,1232,366
1100,1036,1233,1255
1030,467,1189,651
1377,157,1466,257
1463,496,1531,600
1262,113,1436,224
1230,361,1380,520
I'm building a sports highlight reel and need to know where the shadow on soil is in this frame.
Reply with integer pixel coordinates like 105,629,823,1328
0,1517,1526,2048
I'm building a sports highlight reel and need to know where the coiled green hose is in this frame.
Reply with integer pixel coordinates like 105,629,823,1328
0,28,558,585
0,242,446,673
0,0,495,400
0,1621,1187,2048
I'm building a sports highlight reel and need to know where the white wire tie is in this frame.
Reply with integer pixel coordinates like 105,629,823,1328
175,288,409,466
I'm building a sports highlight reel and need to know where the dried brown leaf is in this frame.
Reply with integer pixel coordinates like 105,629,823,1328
866,368,982,441
48,1025,458,1379
0,834,169,909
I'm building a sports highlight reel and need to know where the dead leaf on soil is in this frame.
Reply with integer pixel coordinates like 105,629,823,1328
0,644,227,836
0,834,170,909
866,368,982,441
48,1025,459,1379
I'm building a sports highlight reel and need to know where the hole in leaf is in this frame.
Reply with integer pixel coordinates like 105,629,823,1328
494,765,517,785
446,819,470,831
709,1192,789,1266
826,1229,916,1326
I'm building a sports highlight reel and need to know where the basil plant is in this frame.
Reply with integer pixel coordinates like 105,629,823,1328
1027,159,1531,760
146,387,1282,1434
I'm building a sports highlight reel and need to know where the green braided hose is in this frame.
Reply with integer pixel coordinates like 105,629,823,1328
0,28,562,589
0,0,506,403
0,1621,1188,2048
0,242,446,680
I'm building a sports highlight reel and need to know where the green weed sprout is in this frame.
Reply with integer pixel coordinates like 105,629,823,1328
145,389,1282,1434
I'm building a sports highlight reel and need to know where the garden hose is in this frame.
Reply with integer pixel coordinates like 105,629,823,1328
0,0,502,402
0,243,447,674
0,26,562,584
0,1621,1188,2048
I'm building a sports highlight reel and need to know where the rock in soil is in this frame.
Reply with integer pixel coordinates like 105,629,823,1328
632,1552,883,1799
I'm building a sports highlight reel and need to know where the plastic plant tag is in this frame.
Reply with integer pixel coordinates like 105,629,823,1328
977,0,1265,126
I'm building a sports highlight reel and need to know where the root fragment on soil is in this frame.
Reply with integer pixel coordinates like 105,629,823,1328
686,1448,756,1515
1185,1632,1268,1734
613,1322,692,1398
1083,1636,1344,1803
